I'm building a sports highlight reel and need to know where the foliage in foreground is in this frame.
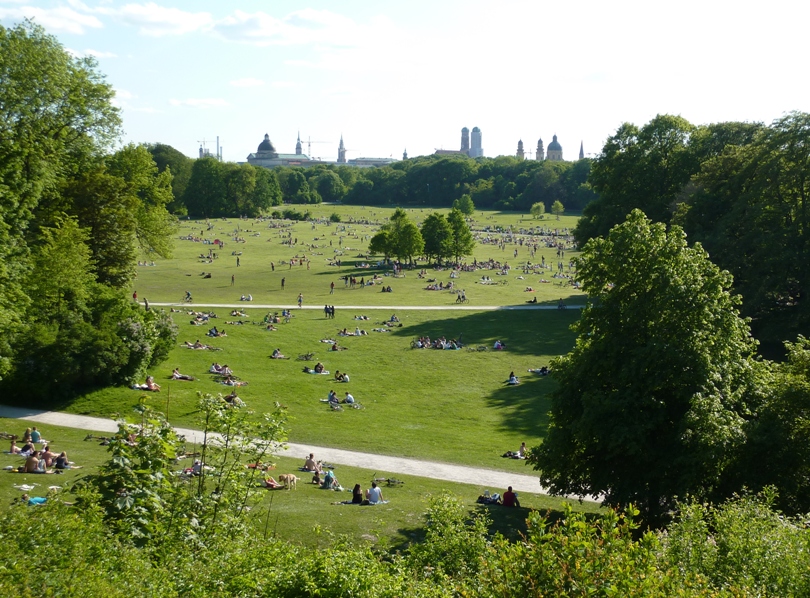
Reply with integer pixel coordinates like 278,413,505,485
1,399,808,596
2,487,808,596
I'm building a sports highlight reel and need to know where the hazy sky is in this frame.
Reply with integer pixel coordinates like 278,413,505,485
2,0,807,162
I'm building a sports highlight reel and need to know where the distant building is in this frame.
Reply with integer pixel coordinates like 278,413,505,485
516,139,525,160
435,126,484,158
547,134,563,161
246,132,394,169
579,141,585,160
403,148,408,160
536,138,545,161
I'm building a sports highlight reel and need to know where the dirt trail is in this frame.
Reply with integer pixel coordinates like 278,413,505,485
0,405,563,496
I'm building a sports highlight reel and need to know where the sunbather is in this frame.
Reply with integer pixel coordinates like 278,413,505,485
172,368,194,381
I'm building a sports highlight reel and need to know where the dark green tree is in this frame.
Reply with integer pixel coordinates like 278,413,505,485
420,212,453,263
532,210,758,522
452,194,475,215
183,157,227,217
146,143,193,213
447,208,475,262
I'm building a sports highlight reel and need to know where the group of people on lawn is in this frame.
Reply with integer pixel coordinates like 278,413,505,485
8,427,81,476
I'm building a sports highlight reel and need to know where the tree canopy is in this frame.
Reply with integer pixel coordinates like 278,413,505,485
533,210,758,521
0,21,177,398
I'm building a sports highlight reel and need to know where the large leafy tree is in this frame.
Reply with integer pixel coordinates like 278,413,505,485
420,212,453,263
368,208,424,263
447,208,475,263
532,210,758,522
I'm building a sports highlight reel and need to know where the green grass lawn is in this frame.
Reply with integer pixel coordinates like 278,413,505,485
133,205,583,308
0,417,602,549
60,307,580,470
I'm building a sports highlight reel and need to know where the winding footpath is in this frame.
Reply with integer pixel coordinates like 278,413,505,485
151,302,581,311
0,405,564,496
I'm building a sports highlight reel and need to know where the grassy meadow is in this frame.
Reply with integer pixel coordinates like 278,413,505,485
50,206,585,471
2,206,597,545
0,417,601,548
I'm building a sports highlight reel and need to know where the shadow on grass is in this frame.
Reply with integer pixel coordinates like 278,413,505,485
389,308,579,356
388,504,601,553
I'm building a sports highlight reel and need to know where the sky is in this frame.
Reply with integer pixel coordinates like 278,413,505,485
1,0,808,163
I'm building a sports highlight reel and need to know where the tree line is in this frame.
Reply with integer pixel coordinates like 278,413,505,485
149,144,597,216
0,22,177,401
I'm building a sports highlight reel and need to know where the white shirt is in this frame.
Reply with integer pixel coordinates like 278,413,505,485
367,486,383,503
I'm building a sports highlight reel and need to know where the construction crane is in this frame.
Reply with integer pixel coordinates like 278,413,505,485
304,136,332,156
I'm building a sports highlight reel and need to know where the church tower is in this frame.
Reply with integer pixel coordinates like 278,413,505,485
516,139,525,160
470,127,483,158
547,134,563,161
579,141,584,160
295,132,302,155
536,138,545,161
337,135,346,164
403,148,408,160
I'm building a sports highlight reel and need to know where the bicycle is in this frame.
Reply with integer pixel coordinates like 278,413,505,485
371,474,404,487
297,352,316,361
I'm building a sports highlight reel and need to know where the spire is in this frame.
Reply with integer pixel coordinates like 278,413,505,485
403,148,408,160
579,141,584,160
337,134,346,164
295,131,302,155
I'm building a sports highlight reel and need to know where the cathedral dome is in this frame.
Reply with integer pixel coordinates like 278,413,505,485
257,133,276,153
547,134,562,151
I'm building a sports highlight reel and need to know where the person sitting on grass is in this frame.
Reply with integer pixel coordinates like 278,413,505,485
172,368,194,381
55,451,81,470
209,362,223,374
40,445,57,467
303,453,322,473
30,427,42,444
507,371,519,385
366,482,384,504
314,362,325,374
145,375,161,392
343,392,355,404
500,486,520,507
8,440,21,455
526,296,537,304
321,469,339,490
20,441,35,456
271,348,285,359
494,340,505,350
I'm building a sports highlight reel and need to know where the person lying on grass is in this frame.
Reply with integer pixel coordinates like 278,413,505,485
171,368,195,381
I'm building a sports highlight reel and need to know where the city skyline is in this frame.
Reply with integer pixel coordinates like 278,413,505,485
1,0,806,162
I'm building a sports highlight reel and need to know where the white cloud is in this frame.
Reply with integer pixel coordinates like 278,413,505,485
84,48,117,58
212,8,362,47
0,5,103,34
114,2,213,36
229,78,264,88
169,98,229,108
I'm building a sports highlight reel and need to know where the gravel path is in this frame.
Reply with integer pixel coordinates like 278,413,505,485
150,302,581,311
0,405,564,496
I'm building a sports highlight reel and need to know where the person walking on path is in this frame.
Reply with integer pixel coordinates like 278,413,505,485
330,281,335,295
281,277,285,290
297,293,303,308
